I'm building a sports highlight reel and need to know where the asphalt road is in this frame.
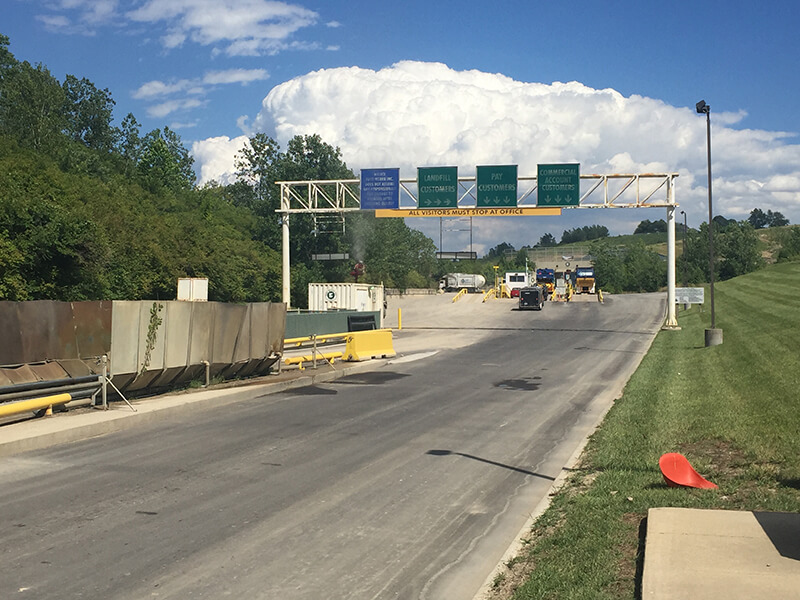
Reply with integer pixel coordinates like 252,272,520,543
0,293,665,600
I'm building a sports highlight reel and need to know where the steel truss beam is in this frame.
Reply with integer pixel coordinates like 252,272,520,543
277,173,680,329
277,173,678,214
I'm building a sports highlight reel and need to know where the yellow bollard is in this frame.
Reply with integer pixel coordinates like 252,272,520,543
398,308,402,330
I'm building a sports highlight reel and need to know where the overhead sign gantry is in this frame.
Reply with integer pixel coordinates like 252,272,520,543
277,164,681,327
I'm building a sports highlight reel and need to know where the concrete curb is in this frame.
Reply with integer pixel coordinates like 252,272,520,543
0,359,388,458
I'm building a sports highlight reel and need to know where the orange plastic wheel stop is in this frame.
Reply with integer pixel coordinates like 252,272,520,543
659,452,718,489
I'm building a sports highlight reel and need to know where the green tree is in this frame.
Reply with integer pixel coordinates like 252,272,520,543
561,225,609,244
235,133,354,256
278,133,354,181
485,242,515,259
623,242,666,292
0,230,27,300
0,58,66,151
767,210,789,227
538,233,557,247
748,208,769,229
712,215,734,231
234,132,282,245
684,221,763,283
138,127,196,192
62,74,117,152
358,216,436,290
590,242,625,293
716,221,763,279
634,219,667,234
775,227,800,262
235,132,280,210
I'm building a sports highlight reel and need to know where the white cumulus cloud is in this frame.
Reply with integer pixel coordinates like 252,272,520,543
147,97,205,118
203,68,269,86
126,0,318,56
194,61,800,249
192,135,250,186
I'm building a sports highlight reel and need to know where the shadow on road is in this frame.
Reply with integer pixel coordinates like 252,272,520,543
427,449,556,481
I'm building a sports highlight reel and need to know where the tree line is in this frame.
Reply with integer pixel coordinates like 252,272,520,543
0,34,437,306
477,212,796,295
594,217,779,293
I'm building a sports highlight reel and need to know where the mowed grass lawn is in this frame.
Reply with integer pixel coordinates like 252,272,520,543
489,261,800,600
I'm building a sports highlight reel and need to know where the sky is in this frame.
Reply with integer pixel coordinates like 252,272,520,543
4,0,800,257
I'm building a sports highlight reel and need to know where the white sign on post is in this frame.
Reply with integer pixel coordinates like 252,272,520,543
675,287,704,304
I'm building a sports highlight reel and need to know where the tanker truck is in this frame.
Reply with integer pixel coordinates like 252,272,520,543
439,273,487,293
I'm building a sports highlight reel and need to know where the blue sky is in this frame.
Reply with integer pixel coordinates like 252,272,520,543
4,0,800,254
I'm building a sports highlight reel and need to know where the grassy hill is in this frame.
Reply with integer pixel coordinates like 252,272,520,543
488,260,800,599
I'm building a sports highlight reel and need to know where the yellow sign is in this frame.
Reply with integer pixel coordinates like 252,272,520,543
374,206,562,218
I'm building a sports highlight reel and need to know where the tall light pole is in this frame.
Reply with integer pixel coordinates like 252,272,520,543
696,100,722,346
680,210,688,289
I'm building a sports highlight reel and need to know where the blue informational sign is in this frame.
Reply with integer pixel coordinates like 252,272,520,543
360,168,400,210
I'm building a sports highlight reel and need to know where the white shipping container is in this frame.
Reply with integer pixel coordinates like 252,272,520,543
308,283,384,315
177,277,209,301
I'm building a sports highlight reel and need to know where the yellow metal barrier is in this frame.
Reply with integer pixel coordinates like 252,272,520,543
597,289,604,303
482,288,497,302
343,329,396,362
452,288,468,303
284,351,343,371
284,332,348,347
0,393,73,419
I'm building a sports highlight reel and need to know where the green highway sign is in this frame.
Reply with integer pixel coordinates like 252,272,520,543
537,163,580,206
476,165,518,207
418,166,458,208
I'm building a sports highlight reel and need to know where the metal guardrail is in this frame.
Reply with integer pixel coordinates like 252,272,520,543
452,289,468,303
0,355,138,420
282,329,396,370
0,376,103,420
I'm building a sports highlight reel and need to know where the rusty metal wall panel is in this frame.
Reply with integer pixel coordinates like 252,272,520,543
0,364,39,385
2,300,286,394
109,301,143,377
18,301,77,361
58,359,97,378
72,301,112,357
28,362,70,382
0,302,24,366
1,301,115,367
